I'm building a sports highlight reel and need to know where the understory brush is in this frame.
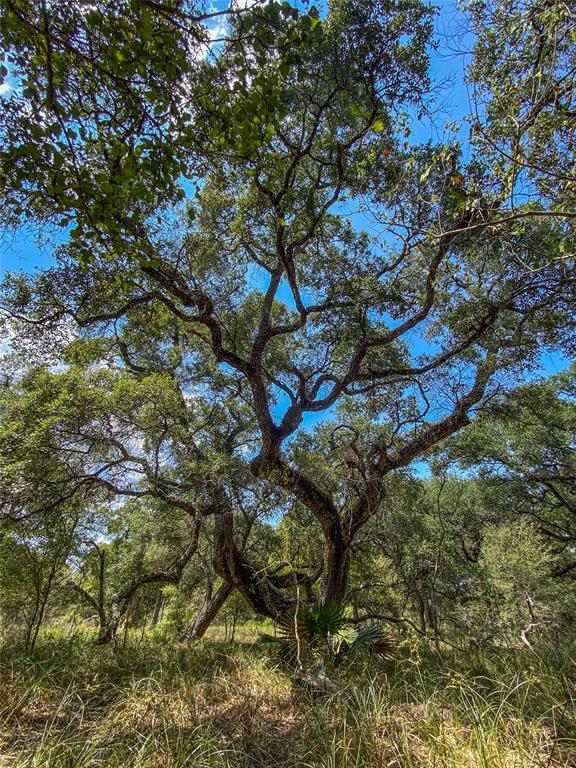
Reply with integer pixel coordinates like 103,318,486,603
0,629,574,767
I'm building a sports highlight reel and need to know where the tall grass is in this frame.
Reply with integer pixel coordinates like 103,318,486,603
0,628,574,767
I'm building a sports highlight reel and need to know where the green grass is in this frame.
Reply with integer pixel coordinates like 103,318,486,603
0,627,574,767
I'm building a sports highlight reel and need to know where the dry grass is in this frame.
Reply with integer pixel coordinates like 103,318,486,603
0,627,574,767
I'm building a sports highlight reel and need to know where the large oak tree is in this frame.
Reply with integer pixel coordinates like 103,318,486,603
1,0,574,621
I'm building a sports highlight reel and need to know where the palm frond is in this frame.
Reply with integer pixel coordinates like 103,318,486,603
307,602,346,638
352,626,397,660
329,625,358,654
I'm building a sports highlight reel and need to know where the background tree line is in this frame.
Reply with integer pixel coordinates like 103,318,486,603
0,364,574,651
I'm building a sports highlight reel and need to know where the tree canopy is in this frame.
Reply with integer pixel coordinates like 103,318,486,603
0,0,574,647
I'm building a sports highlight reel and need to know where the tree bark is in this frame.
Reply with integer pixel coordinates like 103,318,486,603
149,589,165,629
184,581,234,640
213,510,295,619
318,539,350,607
28,558,59,651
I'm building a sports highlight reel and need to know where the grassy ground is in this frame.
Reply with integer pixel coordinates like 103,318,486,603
0,625,575,767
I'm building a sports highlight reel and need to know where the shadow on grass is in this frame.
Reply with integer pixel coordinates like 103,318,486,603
1,630,575,767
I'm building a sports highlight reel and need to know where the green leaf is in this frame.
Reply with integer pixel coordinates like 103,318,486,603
329,626,358,653
419,164,432,183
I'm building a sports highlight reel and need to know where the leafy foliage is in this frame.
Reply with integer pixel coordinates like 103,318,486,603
265,602,397,666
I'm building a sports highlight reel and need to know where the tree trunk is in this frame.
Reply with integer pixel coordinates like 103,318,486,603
121,597,132,649
28,560,58,651
28,588,48,651
213,510,295,619
417,596,426,633
318,540,350,607
149,590,165,629
212,500,348,621
185,581,234,640
24,598,40,651
250,454,350,612
230,601,239,642
24,556,43,650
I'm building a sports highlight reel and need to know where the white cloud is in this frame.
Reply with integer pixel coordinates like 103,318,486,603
208,21,228,41
0,83,12,96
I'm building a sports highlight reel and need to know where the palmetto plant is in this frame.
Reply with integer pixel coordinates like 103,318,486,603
263,603,397,666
